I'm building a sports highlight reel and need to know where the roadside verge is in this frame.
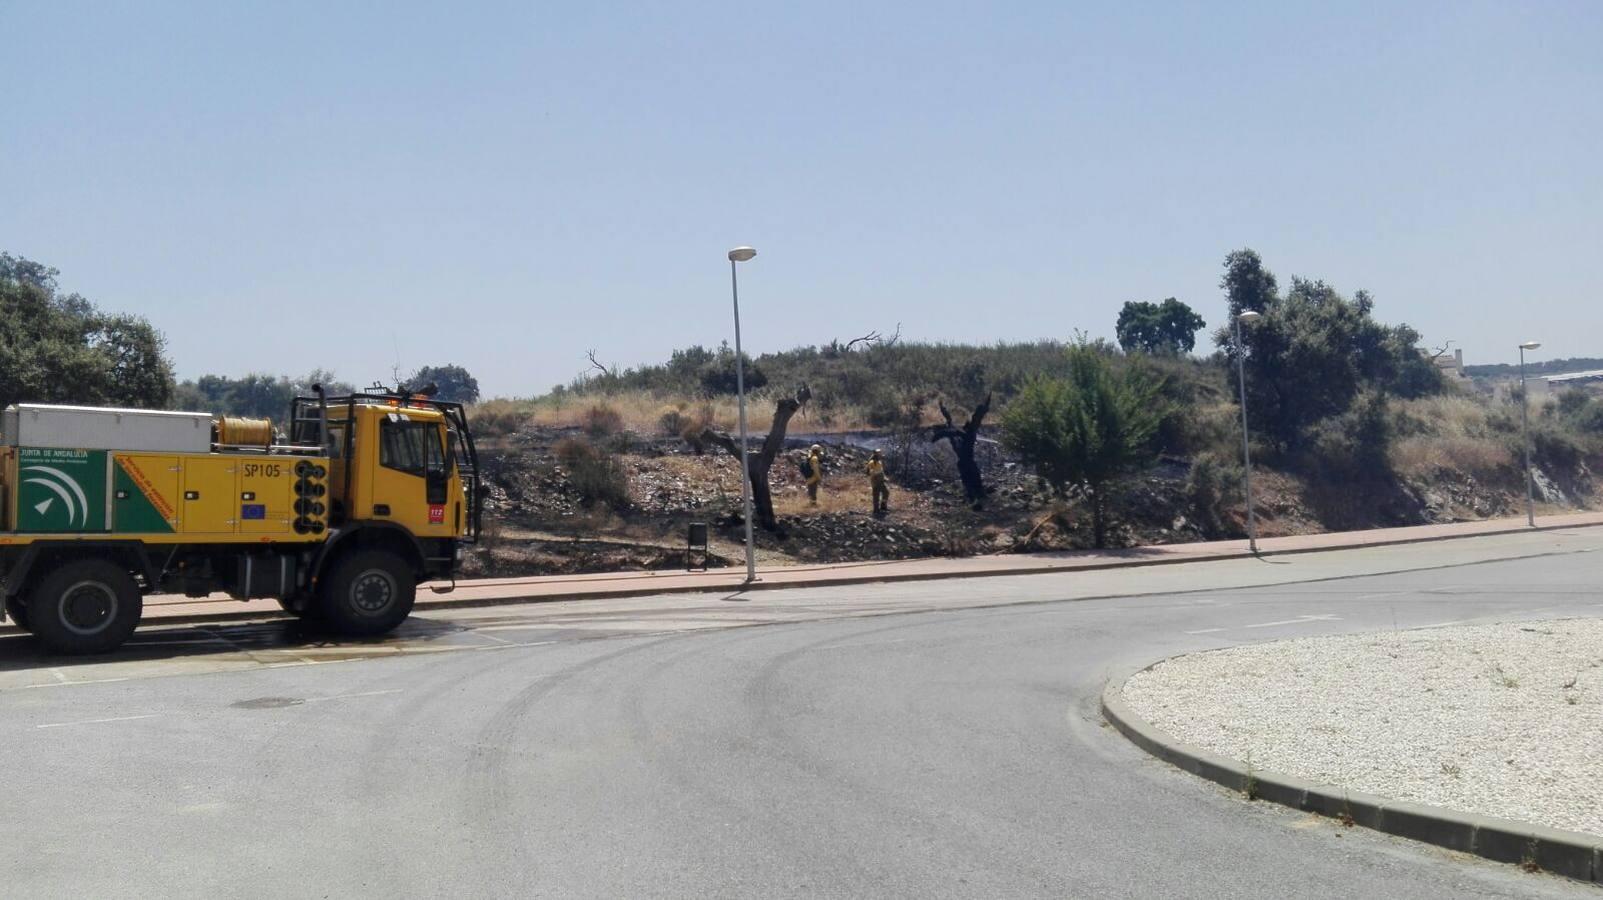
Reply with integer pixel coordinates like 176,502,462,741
1101,664,1603,884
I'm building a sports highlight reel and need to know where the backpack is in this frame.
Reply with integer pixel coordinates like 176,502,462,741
795,453,812,479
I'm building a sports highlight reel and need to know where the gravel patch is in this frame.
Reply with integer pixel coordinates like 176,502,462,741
1122,618,1603,837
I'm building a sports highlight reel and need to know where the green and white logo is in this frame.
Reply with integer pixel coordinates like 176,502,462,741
16,448,107,532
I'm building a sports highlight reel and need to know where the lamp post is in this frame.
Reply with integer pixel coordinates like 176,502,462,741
1234,310,1262,553
1518,340,1542,528
727,246,758,582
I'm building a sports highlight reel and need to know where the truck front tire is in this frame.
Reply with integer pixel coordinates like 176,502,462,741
318,550,415,636
27,559,143,654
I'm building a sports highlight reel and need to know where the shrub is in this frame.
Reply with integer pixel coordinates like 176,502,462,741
582,403,624,438
554,437,630,509
1002,344,1163,547
468,400,531,437
680,423,707,453
1552,389,1603,439
699,353,768,395
1528,420,1585,473
862,388,903,429
657,404,688,436
1302,391,1393,483
1185,453,1241,537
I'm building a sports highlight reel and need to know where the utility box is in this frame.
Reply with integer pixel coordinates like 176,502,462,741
2,404,213,454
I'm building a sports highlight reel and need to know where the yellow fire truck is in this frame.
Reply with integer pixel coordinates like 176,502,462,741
0,388,480,653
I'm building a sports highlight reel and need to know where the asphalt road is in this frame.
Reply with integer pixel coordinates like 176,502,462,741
2,528,1600,898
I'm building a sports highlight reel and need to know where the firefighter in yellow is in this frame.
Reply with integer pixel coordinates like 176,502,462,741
866,448,889,513
806,444,824,505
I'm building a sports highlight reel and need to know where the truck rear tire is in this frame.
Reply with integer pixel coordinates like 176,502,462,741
27,559,143,654
318,550,415,637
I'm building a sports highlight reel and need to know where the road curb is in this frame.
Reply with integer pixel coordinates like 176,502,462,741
1100,664,1603,884
3,519,1598,636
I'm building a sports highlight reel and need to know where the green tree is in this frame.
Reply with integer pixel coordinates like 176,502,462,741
698,347,768,395
1002,345,1163,547
410,364,480,403
224,374,295,419
1221,248,1278,317
292,369,355,399
0,253,174,410
1216,252,1441,452
1115,298,1206,354
173,370,356,418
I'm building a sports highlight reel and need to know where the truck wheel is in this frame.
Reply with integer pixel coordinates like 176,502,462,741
4,597,31,633
27,559,143,654
318,550,415,637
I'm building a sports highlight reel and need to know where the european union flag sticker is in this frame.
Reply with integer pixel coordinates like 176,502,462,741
241,504,267,520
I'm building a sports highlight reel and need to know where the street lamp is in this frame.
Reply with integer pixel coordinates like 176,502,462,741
727,246,758,582
1518,340,1542,528
1234,310,1262,553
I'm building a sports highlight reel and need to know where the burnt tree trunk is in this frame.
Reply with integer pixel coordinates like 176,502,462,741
931,393,991,508
1089,484,1109,549
702,385,811,532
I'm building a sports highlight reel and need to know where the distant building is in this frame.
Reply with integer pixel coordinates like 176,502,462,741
1546,369,1603,388
1425,347,1466,379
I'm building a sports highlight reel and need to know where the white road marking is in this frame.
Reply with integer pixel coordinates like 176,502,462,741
22,676,130,690
302,689,403,704
36,714,161,729
1184,628,1226,635
1243,615,1340,629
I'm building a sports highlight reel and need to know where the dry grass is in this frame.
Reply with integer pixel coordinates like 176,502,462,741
471,391,768,436
771,476,889,517
1388,394,1517,479
470,388,953,438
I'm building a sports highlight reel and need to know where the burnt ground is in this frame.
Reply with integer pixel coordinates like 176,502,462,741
458,422,1588,578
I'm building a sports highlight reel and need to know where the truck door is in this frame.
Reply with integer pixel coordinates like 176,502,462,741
371,412,452,537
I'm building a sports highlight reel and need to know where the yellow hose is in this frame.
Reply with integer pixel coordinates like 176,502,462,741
215,417,274,446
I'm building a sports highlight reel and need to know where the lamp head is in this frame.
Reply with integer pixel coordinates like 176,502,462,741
728,246,757,262
1237,310,1262,323
1518,341,1541,351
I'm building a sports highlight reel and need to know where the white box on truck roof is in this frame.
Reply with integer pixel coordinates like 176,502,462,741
2,404,213,453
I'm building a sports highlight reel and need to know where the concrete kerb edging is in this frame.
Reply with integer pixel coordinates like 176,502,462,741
1,518,1598,636
1100,663,1603,884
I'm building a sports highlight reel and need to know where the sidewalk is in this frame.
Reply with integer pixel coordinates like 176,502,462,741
50,510,1585,632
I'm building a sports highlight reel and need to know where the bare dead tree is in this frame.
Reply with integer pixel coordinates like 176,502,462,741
843,330,882,352
836,323,903,353
584,349,613,376
701,384,812,531
931,392,992,508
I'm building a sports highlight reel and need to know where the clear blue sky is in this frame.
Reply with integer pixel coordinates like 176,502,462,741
3,1,1600,397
